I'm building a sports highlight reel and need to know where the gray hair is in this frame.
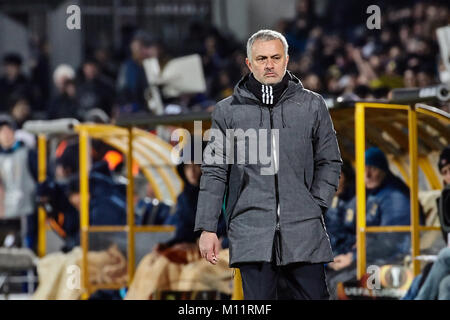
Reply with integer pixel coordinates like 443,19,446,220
246,29,289,60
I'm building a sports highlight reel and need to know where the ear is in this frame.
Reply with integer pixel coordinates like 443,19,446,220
245,57,252,73
286,54,289,66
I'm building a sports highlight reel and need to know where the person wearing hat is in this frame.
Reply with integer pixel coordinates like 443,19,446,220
326,147,413,299
410,146,450,300
0,114,38,250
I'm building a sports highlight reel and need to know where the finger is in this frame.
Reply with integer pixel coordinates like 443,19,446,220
206,250,217,265
213,241,220,259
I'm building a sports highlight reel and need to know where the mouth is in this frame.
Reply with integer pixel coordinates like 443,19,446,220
265,73,277,77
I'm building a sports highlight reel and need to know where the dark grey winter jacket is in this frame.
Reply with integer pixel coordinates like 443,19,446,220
194,72,342,267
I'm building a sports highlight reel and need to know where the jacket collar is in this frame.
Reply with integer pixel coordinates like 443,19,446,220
0,140,23,154
232,70,304,106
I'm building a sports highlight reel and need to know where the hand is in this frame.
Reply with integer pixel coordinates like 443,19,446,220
198,231,221,265
328,252,353,271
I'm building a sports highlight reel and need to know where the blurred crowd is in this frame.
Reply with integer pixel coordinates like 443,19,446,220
0,0,450,299
279,0,448,103
0,0,449,130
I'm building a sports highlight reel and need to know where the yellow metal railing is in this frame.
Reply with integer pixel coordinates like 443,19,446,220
76,125,176,299
79,128,90,300
37,134,47,258
126,127,136,282
354,102,442,279
35,103,448,299
232,269,244,300
36,124,176,299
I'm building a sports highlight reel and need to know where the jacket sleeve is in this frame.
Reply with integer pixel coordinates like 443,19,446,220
310,95,342,211
194,105,230,233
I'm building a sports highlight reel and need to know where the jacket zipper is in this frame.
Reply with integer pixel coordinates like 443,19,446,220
265,85,289,263
269,107,281,263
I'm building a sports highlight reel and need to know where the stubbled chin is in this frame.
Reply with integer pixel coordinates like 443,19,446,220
263,78,280,84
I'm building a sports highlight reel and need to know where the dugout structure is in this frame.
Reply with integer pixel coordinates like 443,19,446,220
29,121,182,299
117,101,450,298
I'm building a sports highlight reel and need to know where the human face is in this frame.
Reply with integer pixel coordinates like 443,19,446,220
0,125,15,149
246,39,289,85
365,165,386,190
83,62,98,80
441,163,450,186
4,64,20,81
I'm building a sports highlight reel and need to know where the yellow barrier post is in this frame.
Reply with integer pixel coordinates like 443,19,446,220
232,269,244,300
418,157,442,190
37,134,47,258
127,127,136,282
355,103,367,279
79,129,90,299
408,106,421,276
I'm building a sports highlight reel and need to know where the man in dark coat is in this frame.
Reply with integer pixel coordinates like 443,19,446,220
194,29,342,299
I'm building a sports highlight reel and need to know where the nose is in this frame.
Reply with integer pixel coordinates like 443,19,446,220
265,58,274,69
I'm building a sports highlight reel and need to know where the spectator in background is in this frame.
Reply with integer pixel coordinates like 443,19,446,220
155,143,228,253
93,47,118,84
210,69,234,102
326,147,413,299
404,147,450,300
324,160,356,256
7,95,36,149
414,247,450,300
37,144,128,252
29,36,50,112
125,143,229,300
135,182,176,226
284,0,316,57
0,53,32,112
47,64,79,120
202,35,225,92
403,68,417,88
65,160,127,227
77,59,115,116
437,146,450,243
116,30,158,114
36,178,79,252
47,78,78,120
0,115,37,251
8,95,32,129
439,146,450,188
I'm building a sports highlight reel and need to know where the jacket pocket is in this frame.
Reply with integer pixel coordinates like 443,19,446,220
304,184,322,216
225,165,245,229
303,137,314,190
